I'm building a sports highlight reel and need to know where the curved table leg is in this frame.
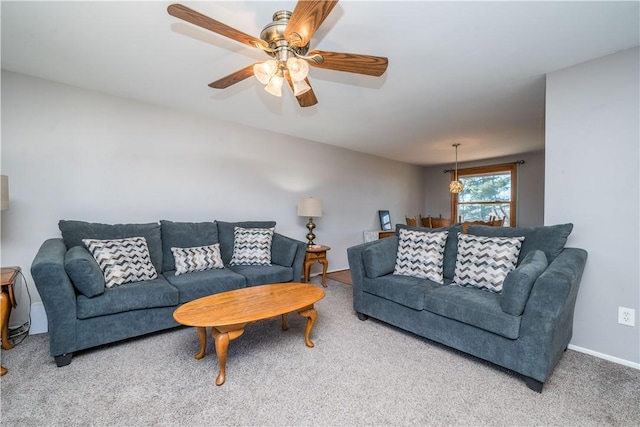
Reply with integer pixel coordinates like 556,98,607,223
281,313,289,331
0,292,14,351
194,327,207,360
303,260,313,283
298,305,318,348
210,325,245,386
318,259,329,287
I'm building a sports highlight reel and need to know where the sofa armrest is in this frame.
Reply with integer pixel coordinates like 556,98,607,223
30,238,78,357
347,237,399,313
272,233,307,282
518,247,588,380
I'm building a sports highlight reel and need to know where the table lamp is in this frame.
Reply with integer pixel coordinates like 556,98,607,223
297,197,322,246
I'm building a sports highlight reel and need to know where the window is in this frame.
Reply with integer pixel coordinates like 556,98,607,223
451,163,517,226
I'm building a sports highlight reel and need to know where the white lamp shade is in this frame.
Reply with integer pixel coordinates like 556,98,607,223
265,74,284,97
253,60,277,84
1,175,8,211
286,57,309,81
292,78,311,96
297,197,322,217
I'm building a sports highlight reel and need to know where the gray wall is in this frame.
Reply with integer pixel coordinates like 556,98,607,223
421,151,545,226
0,71,425,330
546,47,639,365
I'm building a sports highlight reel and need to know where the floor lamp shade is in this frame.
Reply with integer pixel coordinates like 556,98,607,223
298,198,323,246
1,175,8,211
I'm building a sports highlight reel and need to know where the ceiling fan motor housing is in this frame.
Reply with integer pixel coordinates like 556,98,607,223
260,10,309,62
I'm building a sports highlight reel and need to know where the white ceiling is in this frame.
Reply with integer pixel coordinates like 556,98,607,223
2,1,638,166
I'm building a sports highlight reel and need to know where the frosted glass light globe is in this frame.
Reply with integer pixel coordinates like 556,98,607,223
253,59,278,84
286,57,309,81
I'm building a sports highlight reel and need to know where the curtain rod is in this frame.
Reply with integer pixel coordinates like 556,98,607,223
443,160,525,174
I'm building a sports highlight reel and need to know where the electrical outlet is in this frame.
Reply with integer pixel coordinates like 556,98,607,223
618,307,636,327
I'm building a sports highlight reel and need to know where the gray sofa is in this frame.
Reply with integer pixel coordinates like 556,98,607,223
347,223,587,392
31,219,307,367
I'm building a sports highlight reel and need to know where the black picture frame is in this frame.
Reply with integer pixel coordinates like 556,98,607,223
378,210,392,230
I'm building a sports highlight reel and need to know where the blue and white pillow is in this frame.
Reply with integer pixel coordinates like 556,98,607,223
394,229,448,283
229,227,274,266
171,243,224,276
83,236,158,288
452,233,524,292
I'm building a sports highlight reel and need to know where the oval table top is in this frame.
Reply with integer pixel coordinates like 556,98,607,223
173,282,325,327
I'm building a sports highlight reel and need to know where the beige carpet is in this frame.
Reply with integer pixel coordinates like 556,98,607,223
1,277,639,426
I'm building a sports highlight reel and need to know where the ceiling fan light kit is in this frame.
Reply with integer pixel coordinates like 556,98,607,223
167,1,388,107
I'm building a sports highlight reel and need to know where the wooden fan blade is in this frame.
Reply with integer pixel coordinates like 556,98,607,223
285,74,318,107
209,64,257,89
168,4,267,49
285,0,339,47
308,50,388,77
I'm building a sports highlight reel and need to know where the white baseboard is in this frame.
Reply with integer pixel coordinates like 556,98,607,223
568,344,640,370
28,301,48,335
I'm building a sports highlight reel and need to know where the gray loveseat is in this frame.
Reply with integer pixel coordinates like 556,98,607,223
31,219,306,367
347,223,587,392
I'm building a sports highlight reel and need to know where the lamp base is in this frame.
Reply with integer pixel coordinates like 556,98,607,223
305,218,317,246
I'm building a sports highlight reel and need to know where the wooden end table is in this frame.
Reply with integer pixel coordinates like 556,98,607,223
304,245,330,287
173,282,325,386
1,266,20,376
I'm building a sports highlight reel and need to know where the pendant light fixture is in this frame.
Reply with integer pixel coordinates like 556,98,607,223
449,143,464,194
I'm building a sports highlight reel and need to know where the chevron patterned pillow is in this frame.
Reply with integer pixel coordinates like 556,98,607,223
171,243,224,276
82,236,158,288
229,227,275,266
452,233,525,293
393,229,449,283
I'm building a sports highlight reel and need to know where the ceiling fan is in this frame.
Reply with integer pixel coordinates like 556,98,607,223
167,1,388,107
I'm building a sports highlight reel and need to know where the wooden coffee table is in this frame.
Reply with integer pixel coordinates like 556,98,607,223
173,282,325,385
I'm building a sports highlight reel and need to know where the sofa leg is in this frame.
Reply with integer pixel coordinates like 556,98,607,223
525,377,543,393
55,353,73,367
357,312,368,321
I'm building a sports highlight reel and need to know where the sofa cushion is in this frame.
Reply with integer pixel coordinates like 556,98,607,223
228,264,294,286
271,234,298,267
163,268,246,303
394,229,448,284
171,243,224,276
229,227,275,266
363,275,443,311
160,220,218,272
396,223,462,281
216,221,277,264
59,220,163,273
64,246,105,298
83,237,158,288
452,233,524,293
466,223,572,263
76,276,178,319
501,249,548,316
363,236,398,278
423,285,522,339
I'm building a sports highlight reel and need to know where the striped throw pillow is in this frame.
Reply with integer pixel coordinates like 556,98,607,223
171,243,224,276
393,229,448,283
452,233,524,293
229,227,274,266
83,236,158,288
